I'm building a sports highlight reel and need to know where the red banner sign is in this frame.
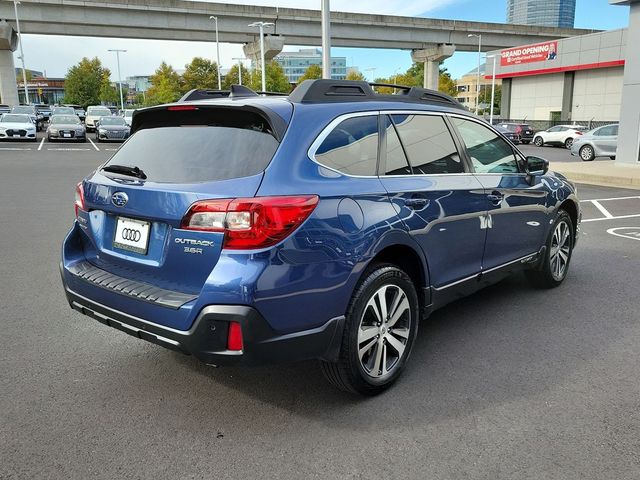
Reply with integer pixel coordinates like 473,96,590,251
501,41,558,66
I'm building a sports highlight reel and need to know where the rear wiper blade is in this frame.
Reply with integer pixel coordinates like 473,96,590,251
101,164,147,179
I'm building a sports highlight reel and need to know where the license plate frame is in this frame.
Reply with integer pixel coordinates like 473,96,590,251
113,216,151,255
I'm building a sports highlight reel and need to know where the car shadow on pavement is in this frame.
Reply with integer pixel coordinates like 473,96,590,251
154,256,616,432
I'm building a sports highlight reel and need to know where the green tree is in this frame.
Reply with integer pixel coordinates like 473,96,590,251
99,72,119,105
182,57,219,91
438,68,458,97
405,63,458,96
346,70,366,81
248,61,291,93
63,57,111,108
145,62,182,105
297,64,323,83
222,64,243,90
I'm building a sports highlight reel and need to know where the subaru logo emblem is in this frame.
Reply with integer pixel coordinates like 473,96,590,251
112,192,128,207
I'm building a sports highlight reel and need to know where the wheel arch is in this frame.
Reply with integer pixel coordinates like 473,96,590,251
559,198,579,233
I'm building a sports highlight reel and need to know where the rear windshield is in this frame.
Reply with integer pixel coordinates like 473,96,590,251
103,111,279,183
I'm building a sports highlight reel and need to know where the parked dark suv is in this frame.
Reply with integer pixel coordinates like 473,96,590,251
60,80,580,395
497,123,535,144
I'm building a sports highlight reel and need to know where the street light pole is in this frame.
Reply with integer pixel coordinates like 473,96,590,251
13,0,29,104
487,54,497,124
232,57,246,85
248,22,274,92
209,16,222,90
321,0,331,79
108,49,126,112
468,33,482,115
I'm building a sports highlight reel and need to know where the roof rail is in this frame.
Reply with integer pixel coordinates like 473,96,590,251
289,79,464,110
178,85,288,102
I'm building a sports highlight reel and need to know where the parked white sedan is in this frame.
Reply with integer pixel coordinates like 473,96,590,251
0,113,37,141
533,125,587,149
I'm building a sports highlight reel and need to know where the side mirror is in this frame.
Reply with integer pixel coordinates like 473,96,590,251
525,155,549,179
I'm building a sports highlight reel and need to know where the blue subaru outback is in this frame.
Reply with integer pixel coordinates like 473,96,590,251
61,80,580,395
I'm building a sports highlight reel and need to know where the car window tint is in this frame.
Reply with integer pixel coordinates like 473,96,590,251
391,114,463,175
383,116,411,175
597,125,615,136
315,116,379,176
611,125,619,135
452,118,520,174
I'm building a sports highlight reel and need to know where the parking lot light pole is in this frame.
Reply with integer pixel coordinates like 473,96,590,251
487,54,497,124
13,0,29,104
209,16,222,90
232,57,246,85
108,49,126,112
468,33,481,115
248,22,274,93
321,0,331,79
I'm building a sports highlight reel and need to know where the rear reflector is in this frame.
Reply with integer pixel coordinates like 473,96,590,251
227,322,243,351
74,182,85,216
181,195,319,249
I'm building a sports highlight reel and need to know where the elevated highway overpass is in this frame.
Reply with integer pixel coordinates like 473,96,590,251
0,0,595,101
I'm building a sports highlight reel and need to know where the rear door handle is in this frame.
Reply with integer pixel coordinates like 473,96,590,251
404,198,429,209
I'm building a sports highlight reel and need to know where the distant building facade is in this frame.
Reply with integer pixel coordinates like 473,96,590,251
455,64,502,111
506,0,576,28
274,49,350,83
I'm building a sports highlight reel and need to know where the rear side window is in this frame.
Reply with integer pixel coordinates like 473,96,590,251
391,114,463,174
103,109,279,184
384,116,411,175
314,116,379,176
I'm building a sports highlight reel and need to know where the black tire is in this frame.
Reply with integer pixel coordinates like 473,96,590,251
320,264,419,395
609,156,616,160
522,140,530,145
534,136,544,147
564,137,574,149
525,210,574,289
579,145,595,161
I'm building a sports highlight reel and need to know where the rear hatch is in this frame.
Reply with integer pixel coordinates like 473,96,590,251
77,103,289,294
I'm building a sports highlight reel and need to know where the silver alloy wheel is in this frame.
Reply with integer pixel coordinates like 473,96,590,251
550,220,571,281
580,145,594,161
565,138,573,148
357,284,411,379
534,137,543,147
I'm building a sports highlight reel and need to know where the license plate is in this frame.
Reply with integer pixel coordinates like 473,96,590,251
63,133,71,138
113,216,150,255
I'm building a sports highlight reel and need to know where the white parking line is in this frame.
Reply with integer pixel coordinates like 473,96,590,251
579,195,640,202
88,138,100,151
0,147,32,151
38,138,45,151
583,214,640,223
47,148,91,151
590,200,614,219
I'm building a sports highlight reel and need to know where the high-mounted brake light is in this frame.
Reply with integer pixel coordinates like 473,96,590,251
181,195,319,249
167,105,198,111
74,182,86,217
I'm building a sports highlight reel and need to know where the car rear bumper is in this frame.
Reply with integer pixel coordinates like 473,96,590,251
61,271,345,366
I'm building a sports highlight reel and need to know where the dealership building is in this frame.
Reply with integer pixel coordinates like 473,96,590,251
488,0,639,165
489,29,625,123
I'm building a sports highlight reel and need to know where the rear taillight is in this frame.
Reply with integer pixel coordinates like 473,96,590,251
74,182,85,216
575,131,583,135
181,195,319,249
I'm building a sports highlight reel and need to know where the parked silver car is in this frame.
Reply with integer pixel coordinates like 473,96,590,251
570,124,618,161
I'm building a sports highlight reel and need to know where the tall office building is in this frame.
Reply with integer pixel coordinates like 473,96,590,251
506,0,576,28
274,49,350,83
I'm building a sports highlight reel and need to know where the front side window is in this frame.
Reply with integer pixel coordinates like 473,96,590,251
314,115,379,176
391,114,463,175
452,118,520,174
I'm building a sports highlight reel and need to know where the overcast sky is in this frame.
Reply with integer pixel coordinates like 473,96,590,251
15,0,629,82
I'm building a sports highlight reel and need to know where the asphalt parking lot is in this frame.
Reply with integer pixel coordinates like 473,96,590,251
1,145,639,479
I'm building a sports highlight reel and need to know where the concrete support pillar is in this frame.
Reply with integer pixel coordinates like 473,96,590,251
501,78,512,120
0,21,18,106
411,44,455,91
242,35,285,70
611,0,640,165
561,71,575,122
